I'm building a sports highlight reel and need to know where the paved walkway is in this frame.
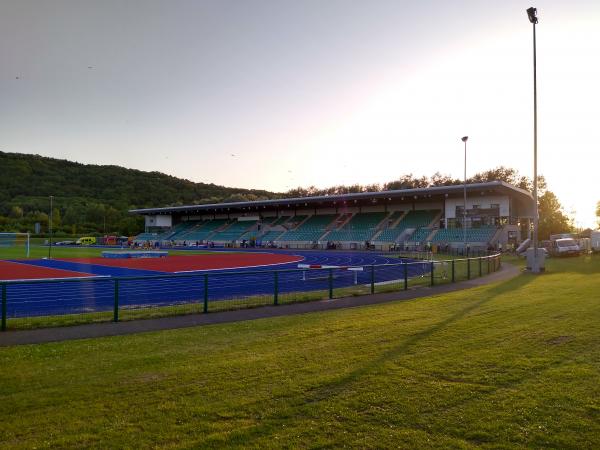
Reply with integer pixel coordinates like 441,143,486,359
0,264,521,347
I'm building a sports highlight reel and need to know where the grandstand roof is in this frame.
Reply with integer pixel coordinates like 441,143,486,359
130,181,534,217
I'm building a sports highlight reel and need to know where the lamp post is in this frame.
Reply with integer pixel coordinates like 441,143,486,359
48,195,53,259
461,136,468,254
527,6,540,272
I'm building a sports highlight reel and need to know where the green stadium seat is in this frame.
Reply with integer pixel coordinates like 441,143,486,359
277,214,337,242
325,212,387,242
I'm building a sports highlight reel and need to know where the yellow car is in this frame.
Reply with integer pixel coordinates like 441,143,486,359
76,236,97,246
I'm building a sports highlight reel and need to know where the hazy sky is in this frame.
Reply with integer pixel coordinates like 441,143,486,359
1,1,598,227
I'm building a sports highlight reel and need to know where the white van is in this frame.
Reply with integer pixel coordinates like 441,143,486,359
551,238,581,257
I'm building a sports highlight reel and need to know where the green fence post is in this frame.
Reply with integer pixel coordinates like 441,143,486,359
430,261,434,286
404,262,408,290
467,259,471,280
479,257,482,277
1,284,6,332
370,265,375,294
451,259,455,283
274,271,279,305
203,274,209,313
328,268,333,299
113,279,119,322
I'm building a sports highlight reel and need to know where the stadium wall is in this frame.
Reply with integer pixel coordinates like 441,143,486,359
145,215,172,227
444,196,509,220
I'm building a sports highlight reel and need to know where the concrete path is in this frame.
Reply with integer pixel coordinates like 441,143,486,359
0,264,521,347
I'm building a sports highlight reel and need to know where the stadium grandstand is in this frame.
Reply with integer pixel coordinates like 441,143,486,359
130,181,534,251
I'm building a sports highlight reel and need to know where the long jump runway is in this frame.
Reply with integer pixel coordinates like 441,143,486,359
1,251,429,319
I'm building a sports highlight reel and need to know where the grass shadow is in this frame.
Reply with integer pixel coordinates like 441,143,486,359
209,272,536,444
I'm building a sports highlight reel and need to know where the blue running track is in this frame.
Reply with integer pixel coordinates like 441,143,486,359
3,250,430,319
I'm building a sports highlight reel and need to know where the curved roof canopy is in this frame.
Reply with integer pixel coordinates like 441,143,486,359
130,181,534,218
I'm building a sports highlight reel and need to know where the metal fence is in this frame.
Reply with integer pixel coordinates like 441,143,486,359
0,253,501,331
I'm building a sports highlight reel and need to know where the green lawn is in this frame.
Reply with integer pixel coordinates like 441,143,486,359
1,255,599,448
0,244,225,260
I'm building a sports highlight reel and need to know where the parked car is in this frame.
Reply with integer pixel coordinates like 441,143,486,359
550,238,581,257
54,240,75,246
76,236,97,246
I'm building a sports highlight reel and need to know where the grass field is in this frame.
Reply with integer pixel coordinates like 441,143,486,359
1,255,599,448
0,243,223,260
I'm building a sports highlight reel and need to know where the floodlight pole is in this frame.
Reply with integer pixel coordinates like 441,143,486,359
461,136,468,253
48,195,53,259
527,7,540,272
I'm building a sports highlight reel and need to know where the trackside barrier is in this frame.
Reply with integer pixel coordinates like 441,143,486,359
0,254,502,331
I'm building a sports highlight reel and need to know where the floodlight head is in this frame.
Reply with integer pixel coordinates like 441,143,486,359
461,136,468,142
527,7,538,24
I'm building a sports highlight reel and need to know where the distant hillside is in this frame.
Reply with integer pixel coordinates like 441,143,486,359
0,152,277,235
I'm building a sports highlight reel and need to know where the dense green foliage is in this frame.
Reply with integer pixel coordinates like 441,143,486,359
538,191,573,239
0,152,277,235
1,255,599,448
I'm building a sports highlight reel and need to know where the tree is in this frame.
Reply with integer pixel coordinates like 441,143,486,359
596,200,600,227
537,191,573,240
429,172,461,186
51,208,61,229
383,174,429,190
469,166,547,193
9,206,23,219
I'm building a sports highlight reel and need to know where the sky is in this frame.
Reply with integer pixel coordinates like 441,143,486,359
0,0,598,228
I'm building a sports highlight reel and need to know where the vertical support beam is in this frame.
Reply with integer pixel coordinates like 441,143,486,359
113,279,119,322
1,284,7,332
370,265,375,294
274,271,279,305
328,268,333,299
532,17,540,272
430,261,434,286
451,259,455,283
203,274,209,313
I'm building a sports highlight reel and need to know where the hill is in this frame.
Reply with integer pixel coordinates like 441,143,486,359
0,151,277,235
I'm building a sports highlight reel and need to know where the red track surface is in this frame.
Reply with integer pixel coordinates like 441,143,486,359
0,260,93,281
63,253,303,272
